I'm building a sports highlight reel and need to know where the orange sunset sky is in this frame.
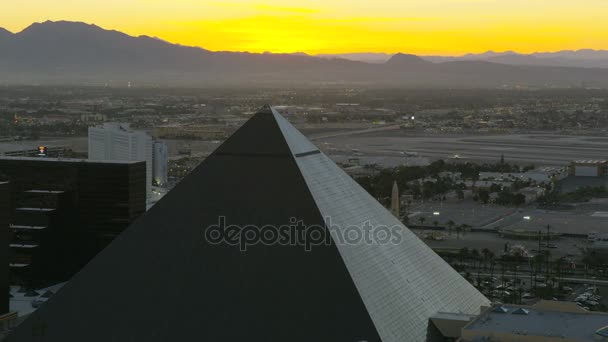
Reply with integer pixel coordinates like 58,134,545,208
2,0,608,55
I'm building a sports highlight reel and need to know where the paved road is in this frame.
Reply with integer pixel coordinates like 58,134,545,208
474,271,608,286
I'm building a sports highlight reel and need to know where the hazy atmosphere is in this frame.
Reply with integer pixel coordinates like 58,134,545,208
3,1,608,342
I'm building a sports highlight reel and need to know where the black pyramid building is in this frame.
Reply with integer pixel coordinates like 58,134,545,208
7,105,489,342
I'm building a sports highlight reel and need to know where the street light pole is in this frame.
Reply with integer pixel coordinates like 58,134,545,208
546,225,551,279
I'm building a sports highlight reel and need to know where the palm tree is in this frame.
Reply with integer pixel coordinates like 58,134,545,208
456,224,465,239
554,256,566,283
456,224,471,238
481,248,491,270
471,249,481,284
488,251,496,284
446,220,455,236
500,260,507,288
544,250,552,279
471,172,480,191
418,216,426,227
460,224,471,238
470,249,480,261
533,254,544,278
458,247,470,264
517,287,524,304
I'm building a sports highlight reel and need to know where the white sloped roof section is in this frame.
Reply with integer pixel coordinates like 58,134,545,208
273,108,490,342
295,152,490,341
271,108,319,155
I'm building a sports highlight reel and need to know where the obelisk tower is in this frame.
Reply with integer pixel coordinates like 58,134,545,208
391,181,400,218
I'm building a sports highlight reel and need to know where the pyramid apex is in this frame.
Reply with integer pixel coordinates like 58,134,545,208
258,104,274,114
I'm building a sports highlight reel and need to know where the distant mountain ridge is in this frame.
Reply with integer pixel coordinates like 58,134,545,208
2,21,608,87
385,53,431,67
321,50,608,68
0,21,215,72
316,52,392,64
0,27,11,42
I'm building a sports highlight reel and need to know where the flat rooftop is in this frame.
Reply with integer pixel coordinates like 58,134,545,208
0,156,142,165
9,283,66,318
463,302,608,341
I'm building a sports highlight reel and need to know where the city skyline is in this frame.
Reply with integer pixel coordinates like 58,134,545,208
3,0,608,55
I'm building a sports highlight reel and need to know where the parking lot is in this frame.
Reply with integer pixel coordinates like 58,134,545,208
408,200,515,228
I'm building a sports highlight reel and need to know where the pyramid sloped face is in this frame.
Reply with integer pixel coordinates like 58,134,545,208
8,106,488,342
293,153,490,342
271,107,490,342
7,110,381,342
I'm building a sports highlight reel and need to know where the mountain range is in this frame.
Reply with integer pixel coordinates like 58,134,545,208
318,50,608,68
2,21,608,87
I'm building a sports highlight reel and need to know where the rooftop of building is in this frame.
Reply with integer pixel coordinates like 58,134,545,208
479,169,567,183
572,160,608,164
430,311,479,338
90,122,152,136
0,156,142,165
94,122,132,131
9,283,66,318
462,301,608,341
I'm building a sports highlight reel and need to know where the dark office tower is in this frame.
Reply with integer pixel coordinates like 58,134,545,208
0,157,146,287
0,181,9,315
6,106,489,342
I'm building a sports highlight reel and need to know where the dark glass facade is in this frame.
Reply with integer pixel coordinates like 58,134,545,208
0,157,146,287
0,182,9,314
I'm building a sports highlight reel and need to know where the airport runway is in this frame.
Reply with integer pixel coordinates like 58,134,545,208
316,132,608,166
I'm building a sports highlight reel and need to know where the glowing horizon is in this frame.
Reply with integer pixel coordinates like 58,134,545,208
2,0,608,55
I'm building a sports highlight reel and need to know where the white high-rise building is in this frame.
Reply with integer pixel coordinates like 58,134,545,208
88,123,153,196
152,141,168,186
